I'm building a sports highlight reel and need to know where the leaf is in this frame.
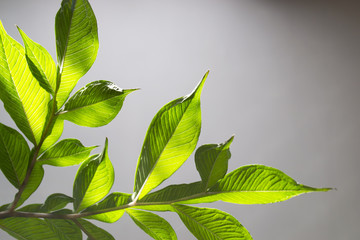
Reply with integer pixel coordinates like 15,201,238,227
173,204,253,240
40,118,64,153
18,204,43,213
17,27,56,94
0,123,30,188
126,209,177,240
55,0,99,108
82,192,131,223
73,138,114,212
0,21,50,144
134,72,208,200
41,193,74,212
38,138,97,167
76,219,115,240
58,80,137,127
0,217,59,240
195,136,234,190
46,219,82,240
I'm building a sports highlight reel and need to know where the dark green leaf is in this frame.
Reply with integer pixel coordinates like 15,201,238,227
0,123,30,188
55,0,99,108
41,193,74,212
18,204,43,213
38,139,96,167
59,80,137,127
45,219,82,240
173,204,253,240
73,139,114,212
76,219,115,240
195,136,234,190
134,72,208,200
82,192,131,223
127,209,177,240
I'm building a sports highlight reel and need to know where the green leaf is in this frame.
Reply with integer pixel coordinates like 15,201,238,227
73,138,114,212
58,80,137,127
126,209,177,240
76,219,115,240
0,123,30,188
82,192,131,223
18,204,43,213
173,204,253,240
40,118,64,153
0,21,50,144
195,136,234,190
38,138,96,167
0,217,59,240
41,193,74,212
55,0,99,108
45,219,82,240
134,72,208,200
17,27,56,94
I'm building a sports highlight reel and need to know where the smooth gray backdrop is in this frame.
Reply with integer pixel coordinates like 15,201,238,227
0,0,359,239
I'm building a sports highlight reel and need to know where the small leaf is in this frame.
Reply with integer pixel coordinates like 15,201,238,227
58,80,137,127
18,204,43,213
173,204,253,240
55,0,99,108
17,26,56,94
134,71,208,200
126,209,177,240
41,193,74,212
76,219,115,240
82,192,131,223
38,139,97,167
73,138,114,212
45,219,82,240
0,123,30,188
195,136,234,190
40,118,64,153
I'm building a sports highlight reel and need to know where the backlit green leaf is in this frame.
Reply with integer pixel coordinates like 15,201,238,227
76,219,115,240
45,219,82,240
40,118,64,153
73,138,114,212
41,193,74,212
195,136,234,190
126,209,177,240
134,72,208,200
17,27,56,94
82,192,131,223
0,123,30,188
173,204,253,240
38,139,96,167
0,21,49,144
59,80,137,127
55,0,99,108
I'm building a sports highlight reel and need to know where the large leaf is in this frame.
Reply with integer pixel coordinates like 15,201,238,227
45,219,82,240
0,123,30,188
76,219,115,240
41,193,74,212
0,217,59,240
134,72,208,200
173,204,253,240
82,192,131,223
38,138,96,167
55,0,99,108
126,209,177,240
195,136,234,190
17,27,56,94
58,80,137,127
73,139,114,212
0,21,49,144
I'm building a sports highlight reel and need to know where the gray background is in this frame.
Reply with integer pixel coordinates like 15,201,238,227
0,0,359,239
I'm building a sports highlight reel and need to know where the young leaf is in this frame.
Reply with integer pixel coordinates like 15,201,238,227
55,0,99,108
134,72,208,200
0,123,30,189
58,80,137,127
18,203,43,213
45,219,82,240
82,192,131,223
0,217,59,239
173,204,253,240
76,219,115,240
38,139,97,167
195,136,234,190
0,21,50,144
17,27,56,94
73,139,114,212
41,193,74,212
40,118,64,153
126,209,177,240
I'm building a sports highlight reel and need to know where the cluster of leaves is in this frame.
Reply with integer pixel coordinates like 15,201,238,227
0,0,329,239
